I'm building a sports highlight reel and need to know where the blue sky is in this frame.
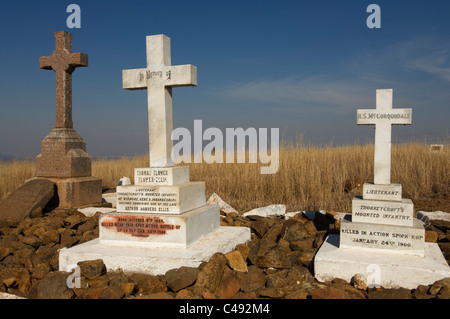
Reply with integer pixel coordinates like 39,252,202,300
0,0,449,158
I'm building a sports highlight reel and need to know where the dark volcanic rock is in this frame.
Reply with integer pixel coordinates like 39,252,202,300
241,266,266,293
368,288,412,299
281,219,309,243
1,206,450,300
128,273,167,295
0,267,31,294
437,285,450,299
412,285,433,299
310,286,348,299
216,267,245,299
77,259,106,279
165,266,199,292
193,252,227,295
33,246,58,268
255,241,292,269
313,211,335,231
251,219,278,238
429,277,450,296
28,271,74,299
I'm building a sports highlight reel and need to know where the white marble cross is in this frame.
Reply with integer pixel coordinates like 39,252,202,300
357,89,412,185
122,34,197,167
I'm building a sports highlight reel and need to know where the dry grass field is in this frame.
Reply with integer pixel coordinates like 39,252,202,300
1,142,448,214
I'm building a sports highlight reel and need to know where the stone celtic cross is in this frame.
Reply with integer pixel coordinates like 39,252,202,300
39,31,88,129
357,89,412,185
122,34,197,167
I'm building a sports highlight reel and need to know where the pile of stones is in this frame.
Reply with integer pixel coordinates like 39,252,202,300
0,208,449,299
424,219,450,263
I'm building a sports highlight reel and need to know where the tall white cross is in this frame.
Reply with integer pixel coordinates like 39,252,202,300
357,89,412,185
122,34,197,167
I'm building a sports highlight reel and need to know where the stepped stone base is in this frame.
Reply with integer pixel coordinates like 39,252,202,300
36,128,92,178
30,176,103,209
59,226,251,275
99,204,220,247
55,177,103,208
314,234,450,289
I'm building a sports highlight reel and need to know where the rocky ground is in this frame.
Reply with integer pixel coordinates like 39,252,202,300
414,193,450,215
0,206,449,299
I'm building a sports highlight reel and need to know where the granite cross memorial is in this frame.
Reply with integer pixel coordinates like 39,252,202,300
39,31,88,130
59,34,250,275
35,31,102,208
314,89,450,289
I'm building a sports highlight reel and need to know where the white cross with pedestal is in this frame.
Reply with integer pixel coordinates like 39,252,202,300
122,34,197,167
357,89,412,185
314,90,450,290
58,34,251,278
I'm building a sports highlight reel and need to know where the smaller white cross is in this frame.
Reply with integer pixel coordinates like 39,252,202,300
122,34,197,167
357,89,412,185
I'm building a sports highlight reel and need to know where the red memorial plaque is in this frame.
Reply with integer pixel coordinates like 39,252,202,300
101,215,181,238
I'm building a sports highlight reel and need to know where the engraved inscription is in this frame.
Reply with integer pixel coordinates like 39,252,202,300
341,226,424,249
101,215,181,238
138,70,163,82
352,199,413,226
365,189,400,196
146,70,163,79
357,112,411,121
117,188,178,213
136,169,168,184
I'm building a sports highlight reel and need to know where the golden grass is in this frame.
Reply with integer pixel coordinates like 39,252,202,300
1,142,448,214
0,159,35,201
187,142,449,213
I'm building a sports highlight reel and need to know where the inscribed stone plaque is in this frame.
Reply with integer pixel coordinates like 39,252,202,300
362,183,402,202
99,205,219,247
356,108,412,125
352,197,414,227
134,167,189,186
340,218,425,256
116,182,206,214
